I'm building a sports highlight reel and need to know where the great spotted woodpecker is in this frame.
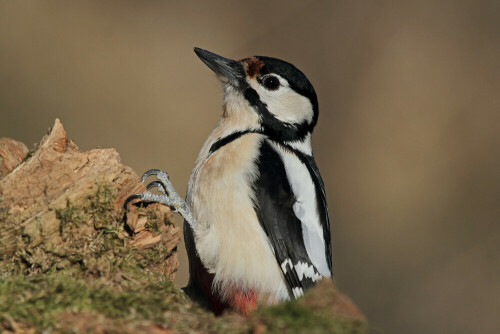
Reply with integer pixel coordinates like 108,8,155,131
126,48,332,316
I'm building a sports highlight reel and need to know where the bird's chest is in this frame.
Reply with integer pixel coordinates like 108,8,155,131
187,133,262,230
186,134,288,302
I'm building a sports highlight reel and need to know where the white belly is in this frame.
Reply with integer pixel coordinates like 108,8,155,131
186,133,289,302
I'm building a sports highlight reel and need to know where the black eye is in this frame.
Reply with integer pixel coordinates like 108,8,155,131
262,76,280,90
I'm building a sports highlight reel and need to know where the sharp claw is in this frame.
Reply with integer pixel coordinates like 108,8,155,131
146,181,167,194
124,168,198,229
141,169,162,183
123,193,143,209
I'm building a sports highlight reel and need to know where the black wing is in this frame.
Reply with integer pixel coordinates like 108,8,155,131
252,140,331,298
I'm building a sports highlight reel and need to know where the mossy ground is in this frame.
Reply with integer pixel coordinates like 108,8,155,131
0,184,202,332
1,185,175,279
252,296,367,334
0,273,185,331
0,184,367,333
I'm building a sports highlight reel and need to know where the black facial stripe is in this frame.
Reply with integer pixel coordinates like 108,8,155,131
208,130,255,156
242,85,312,142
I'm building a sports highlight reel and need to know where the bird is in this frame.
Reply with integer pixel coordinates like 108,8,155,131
125,47,332,316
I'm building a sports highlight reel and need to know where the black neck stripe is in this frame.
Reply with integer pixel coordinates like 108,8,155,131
208,130,255,156
242,86,312,142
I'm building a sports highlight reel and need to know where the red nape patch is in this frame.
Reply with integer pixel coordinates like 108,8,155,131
241,57,264,78
230,289,258,316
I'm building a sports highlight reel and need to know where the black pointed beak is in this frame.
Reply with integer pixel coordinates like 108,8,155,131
194,47,244,87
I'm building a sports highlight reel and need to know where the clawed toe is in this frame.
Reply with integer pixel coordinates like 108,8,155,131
124,192,177,211
141,169,168,183
124,169,176,210
124,168,198,229
146,181,167,194
123,193,144,209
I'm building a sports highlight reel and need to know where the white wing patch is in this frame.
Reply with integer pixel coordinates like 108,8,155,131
294,261,322,282
292,287,304,298
272,142,331,277
281,258,293,274
282,257,323,298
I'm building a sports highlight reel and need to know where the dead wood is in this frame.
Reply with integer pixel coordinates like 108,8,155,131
0,119,180,279
0,119,366,333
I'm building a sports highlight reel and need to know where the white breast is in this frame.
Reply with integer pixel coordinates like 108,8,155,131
186,133,289,302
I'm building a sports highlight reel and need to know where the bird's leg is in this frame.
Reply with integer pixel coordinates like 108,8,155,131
124,169,198,229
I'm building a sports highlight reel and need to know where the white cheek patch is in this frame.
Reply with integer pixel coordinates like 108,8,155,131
247,76,314,125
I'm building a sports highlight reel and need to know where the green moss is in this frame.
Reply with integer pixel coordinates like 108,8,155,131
145,208,174,235
88,184,115,230
0,182,193,332
254,300,332,333
54,184,115,233
252,296,367,334
0,272,186,331
145,210,161,234
55,198,85,234
3,184,176,280
1,183,367,333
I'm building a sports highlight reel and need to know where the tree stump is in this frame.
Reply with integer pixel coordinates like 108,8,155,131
0,119,181,280
0,119,366,333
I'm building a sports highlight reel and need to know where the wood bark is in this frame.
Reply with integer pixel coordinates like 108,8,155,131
0,119,180,278
0,138,28,179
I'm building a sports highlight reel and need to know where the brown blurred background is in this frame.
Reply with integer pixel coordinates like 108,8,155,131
1,1,499,333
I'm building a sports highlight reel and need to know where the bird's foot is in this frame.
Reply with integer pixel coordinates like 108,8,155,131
124,169,198,229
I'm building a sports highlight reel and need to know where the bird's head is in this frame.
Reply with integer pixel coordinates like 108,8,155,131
194,47,318,143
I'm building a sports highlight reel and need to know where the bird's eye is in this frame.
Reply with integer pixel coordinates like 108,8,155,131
262,76,280,90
